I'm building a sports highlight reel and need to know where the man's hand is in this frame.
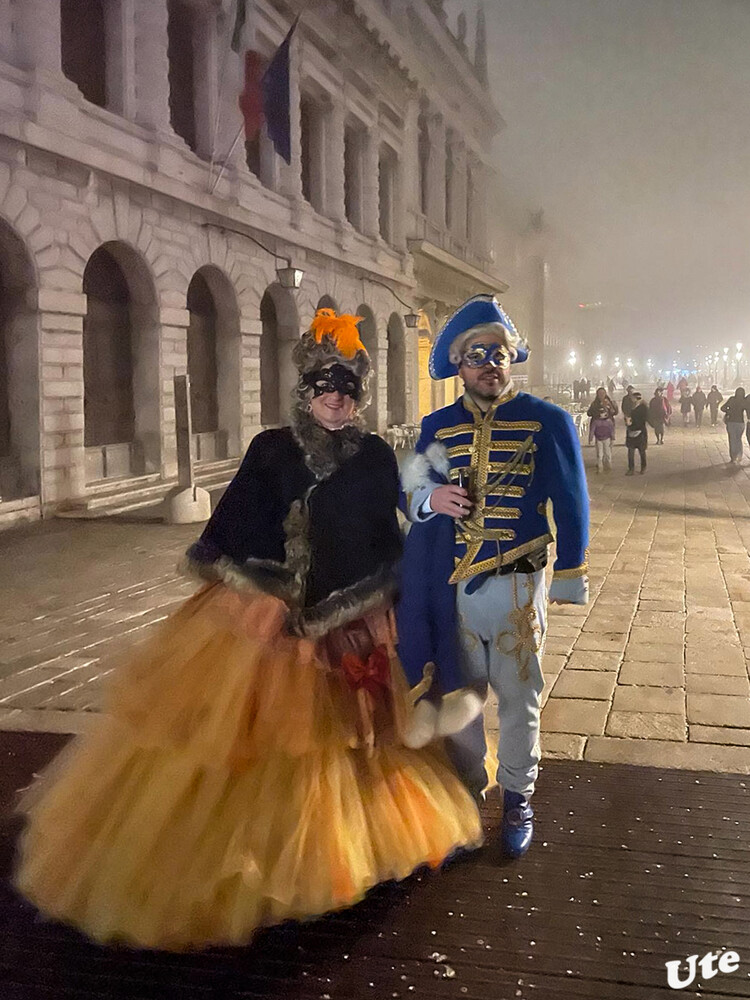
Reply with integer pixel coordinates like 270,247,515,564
430,484,473,518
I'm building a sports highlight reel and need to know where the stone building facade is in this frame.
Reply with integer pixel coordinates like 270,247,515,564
0,0,509,527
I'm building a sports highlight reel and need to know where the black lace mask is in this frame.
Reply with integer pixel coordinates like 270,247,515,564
301,363,362,402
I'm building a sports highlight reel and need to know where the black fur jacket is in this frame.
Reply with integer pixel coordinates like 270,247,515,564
184,414,402,637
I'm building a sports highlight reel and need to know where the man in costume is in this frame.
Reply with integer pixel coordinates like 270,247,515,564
398,295,589,859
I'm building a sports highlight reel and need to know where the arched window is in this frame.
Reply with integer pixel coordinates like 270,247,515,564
83,247,135,451
187,273,219,436
83,243,160,479
61,0,107,108
0,221,38,499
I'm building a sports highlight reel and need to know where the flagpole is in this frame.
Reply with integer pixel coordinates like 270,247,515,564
208,0,240,187
210,123,245,197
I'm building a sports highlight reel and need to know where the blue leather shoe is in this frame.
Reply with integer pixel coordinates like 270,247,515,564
501,790,534,858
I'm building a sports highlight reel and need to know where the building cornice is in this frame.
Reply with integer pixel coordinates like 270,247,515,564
408,239,509,295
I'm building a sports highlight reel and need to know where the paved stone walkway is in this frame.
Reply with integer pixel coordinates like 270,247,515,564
541,419,750,771
1,422,750,772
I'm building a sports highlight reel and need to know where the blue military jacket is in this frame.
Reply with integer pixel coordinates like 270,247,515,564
410,390,589,586
396,389,589,695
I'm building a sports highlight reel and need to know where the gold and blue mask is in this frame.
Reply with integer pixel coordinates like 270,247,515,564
460,342,512,370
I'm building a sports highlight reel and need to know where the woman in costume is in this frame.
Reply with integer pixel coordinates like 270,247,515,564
14,309,481,952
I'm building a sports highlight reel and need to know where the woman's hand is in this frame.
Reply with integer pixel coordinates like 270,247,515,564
430,484,473,518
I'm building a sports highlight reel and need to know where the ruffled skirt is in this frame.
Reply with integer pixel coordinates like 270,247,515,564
14,583,482,950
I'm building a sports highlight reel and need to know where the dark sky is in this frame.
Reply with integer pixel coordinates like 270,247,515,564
458,0,750,364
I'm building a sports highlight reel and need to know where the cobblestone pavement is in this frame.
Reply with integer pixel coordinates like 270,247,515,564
2,422,750,772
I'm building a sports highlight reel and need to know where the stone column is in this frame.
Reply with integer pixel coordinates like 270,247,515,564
239,316,261,448
306,101,327,213
194,7,220,162
106,0,137,119
391,153,406,250
362,126,381,239
426,112,446,230
37,288,88,506
159,308,190,479
451,139,468,243
402,94,420,219
15,0,62,74
133,0,172,133
0,0,15,64
325,96,346,222
281,26,304,201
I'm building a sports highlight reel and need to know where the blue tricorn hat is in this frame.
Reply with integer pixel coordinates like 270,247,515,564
429,294,529,380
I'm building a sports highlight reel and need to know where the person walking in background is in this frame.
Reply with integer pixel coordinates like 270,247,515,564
625,391,650,475
666,380,676,404
573,378,580,403
721,388,747,466
680,388,693,426
648,387,671,444
583,378,592,402
607,376,616,396
622,385,636,424
707,386,723,426
692,387,707,428
588,387,618,472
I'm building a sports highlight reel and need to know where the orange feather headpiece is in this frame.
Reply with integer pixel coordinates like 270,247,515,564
309,308,367,360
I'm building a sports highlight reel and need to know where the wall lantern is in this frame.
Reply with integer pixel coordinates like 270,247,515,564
202,223,304,290
276,261,304,289
404,312,420,329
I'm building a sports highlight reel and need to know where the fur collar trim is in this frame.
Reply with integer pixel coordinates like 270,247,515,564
291,409,365,481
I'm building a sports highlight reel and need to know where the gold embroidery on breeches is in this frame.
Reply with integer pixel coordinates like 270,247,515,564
494,575,545,682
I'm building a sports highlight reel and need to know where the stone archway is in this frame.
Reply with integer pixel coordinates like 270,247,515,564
317,294,338,311
0,218,39,499
260,283,300,427
83,242,160,480
356,304,380,431
387,312,407,426
187,265,241,459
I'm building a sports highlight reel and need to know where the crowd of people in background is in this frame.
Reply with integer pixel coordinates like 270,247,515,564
578,378,746,473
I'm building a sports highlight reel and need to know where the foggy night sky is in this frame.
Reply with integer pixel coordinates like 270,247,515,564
466,0,750,361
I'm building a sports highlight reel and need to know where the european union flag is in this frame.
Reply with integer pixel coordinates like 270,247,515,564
261,19,298,165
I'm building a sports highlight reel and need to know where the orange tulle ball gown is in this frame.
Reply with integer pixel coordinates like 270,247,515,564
14,317,482,952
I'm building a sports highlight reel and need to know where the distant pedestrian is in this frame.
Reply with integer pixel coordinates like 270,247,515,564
678,376,689,394
648,387,671,444
583,378,592,401
621,385,636,422
607,377,616,395
666,381,676,403
573,378,581,402
587,387,618,472
707,386,723,426
692,387,707,428
625,392,649,475
680,389,693,426
721,388,747,465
